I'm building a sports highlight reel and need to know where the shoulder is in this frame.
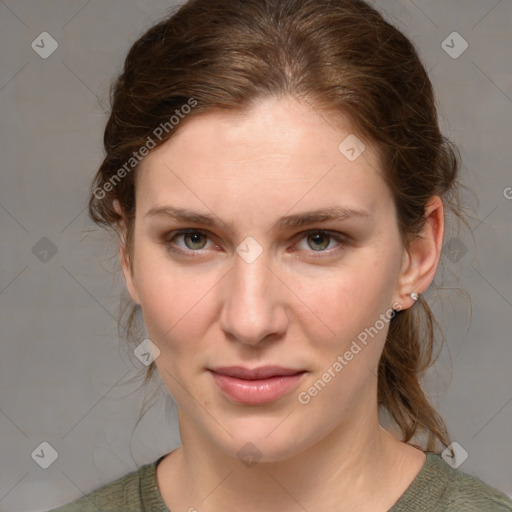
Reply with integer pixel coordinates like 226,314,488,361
45,460,159,512
441,461,512,511
392,452,512,512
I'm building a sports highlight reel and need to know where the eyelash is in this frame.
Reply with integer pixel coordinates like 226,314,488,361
161,229,349,259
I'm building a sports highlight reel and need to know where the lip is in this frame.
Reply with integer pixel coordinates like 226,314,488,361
210,365,304,379
209,366,307,404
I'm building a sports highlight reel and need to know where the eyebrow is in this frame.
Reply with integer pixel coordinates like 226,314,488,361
144,205,371,232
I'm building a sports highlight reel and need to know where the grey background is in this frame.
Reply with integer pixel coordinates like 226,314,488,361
0,1,511,510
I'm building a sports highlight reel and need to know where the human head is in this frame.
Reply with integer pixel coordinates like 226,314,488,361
89,0,461,453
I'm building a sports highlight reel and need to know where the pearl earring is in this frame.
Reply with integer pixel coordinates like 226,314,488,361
410,292,419,301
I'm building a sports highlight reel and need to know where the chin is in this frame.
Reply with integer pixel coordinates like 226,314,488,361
215,426,315,466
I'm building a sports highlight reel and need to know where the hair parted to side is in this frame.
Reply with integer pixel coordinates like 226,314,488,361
89,0,464,454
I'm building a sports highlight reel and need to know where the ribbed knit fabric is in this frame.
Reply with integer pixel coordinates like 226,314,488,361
389,453,512,511
46,455,169,512
47,452,512,511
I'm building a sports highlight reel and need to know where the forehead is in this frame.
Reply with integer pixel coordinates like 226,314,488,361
135,96,389,218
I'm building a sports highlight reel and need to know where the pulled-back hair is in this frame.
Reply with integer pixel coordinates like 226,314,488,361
89,0,463,453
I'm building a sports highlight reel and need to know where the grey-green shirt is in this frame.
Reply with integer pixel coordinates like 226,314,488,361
47,452,512,511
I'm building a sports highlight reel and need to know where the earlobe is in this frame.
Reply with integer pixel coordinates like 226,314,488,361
113,200,141,305
394,196,444,309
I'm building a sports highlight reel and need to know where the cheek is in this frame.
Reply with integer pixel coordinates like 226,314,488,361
293,254,399,341
135,264,216,400
133,251,219,354
132,232,401,353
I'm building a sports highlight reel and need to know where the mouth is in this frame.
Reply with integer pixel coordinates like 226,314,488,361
208,366,307,404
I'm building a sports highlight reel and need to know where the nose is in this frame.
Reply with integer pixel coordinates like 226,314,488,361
219,250,288,346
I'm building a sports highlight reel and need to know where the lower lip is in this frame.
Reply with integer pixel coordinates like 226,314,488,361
210,371,306,404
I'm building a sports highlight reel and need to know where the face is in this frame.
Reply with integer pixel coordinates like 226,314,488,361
120,96,411,462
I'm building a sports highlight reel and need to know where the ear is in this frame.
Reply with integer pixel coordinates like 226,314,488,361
393,196,444,310
113,200,141,305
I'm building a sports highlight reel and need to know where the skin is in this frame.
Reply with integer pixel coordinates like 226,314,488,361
115,96,444,512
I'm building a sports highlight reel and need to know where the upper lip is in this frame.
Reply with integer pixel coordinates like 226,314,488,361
209,366,305,380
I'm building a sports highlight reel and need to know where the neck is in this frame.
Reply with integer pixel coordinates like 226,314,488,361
158,406,424,512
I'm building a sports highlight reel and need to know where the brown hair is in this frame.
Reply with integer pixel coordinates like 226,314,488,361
89,0,463,453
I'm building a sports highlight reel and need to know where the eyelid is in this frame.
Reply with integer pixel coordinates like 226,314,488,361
293,229,348,255
300,228,350,243
162,228,350,257
162,229,218,253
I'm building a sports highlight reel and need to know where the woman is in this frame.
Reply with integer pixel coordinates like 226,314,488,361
48,0,512,510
